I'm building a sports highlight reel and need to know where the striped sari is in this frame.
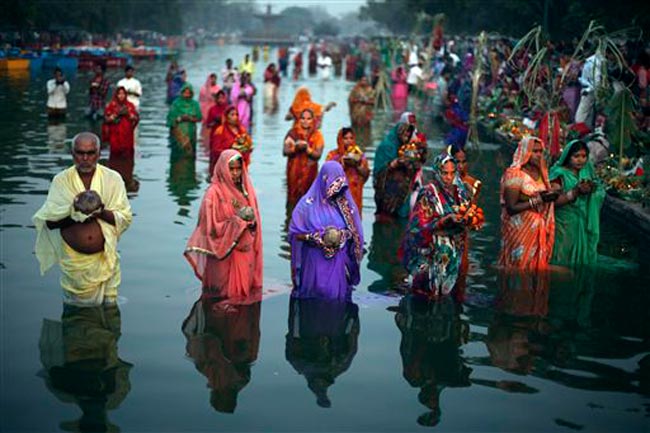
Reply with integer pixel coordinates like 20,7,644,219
498,137,555,270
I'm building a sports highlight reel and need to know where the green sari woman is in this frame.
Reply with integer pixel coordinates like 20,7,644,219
550,140,605,266
167,83,202,155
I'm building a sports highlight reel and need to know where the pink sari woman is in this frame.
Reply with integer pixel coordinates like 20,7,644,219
499,137,556,270
199,73,220,142
185,149,263,303
391,66,409,113
230,72,255,132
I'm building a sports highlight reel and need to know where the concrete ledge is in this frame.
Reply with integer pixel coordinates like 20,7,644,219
602,194,650,240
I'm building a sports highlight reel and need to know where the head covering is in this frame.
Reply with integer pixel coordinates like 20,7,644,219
290,87,323,121
509,136,550,188
373,122,414,175
335,128,356,155
399,111,416,125
180,82,194,98
430,150,470,201
184,149,262,291
289,161,364,284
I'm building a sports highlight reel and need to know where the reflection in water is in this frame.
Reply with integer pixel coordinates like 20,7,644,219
285,298,360,408
108,155,140,196
475,268,649,396
394,295,471,427
47,122,68,151
486,271,551,376
367,218,408,294
182,299,261,413
167,147,199,217
38,304,132,432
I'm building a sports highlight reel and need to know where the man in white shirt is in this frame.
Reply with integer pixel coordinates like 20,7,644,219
221,58,238,103
116,65,142,111
318,51,333,81
575,53,605,127
407,62,423,93
46,67,70,119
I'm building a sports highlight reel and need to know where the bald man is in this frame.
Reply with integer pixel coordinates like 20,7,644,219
33,132,133,306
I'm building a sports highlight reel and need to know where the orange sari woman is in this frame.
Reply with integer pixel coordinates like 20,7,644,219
283,108,324,207
326,128,369,213
499,136,557,270
285,86,335,129
210,106,253,173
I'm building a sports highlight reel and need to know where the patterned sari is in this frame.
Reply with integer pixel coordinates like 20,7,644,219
498,137,555,270
326,129,369,212
402,153,470,298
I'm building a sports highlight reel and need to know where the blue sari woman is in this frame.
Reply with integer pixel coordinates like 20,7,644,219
402,153,470,298
289,162,364,300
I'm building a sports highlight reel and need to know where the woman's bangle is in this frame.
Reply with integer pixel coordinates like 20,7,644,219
566,189,576,202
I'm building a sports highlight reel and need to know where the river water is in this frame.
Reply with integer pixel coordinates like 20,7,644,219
1,45,648,432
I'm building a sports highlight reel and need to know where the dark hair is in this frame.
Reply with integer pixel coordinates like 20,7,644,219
215,89,226,98
450,144,465,157
340,127,354,137
562,140,589,167
54,67,62,74
125,65,134,72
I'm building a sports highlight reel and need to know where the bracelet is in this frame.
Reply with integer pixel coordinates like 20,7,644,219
566,189,576,202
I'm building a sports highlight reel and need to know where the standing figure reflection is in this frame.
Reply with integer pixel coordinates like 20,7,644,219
285,298,360,408
394,296,471,427
38,303,132,432
182,298,261,413
486,271,551,376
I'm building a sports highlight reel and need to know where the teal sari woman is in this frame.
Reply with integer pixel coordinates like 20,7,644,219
550,139,605,265
167,83,202,155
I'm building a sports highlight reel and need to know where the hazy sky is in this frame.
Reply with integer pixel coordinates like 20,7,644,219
262,0,366,17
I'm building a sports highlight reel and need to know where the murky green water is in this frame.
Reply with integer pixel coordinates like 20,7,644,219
1,45,648,432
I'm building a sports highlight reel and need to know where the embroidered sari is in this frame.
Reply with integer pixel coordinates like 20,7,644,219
498,137,555,270
402,153,470,298
284,120,324,207
289,162,364,300
104,87,139,158
184,150,263,304
326,129,369,212
550,140,605,265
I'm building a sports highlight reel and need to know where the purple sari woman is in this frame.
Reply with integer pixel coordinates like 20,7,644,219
289,161,364,300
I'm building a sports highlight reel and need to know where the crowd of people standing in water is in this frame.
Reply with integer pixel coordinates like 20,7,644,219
33,41,610,311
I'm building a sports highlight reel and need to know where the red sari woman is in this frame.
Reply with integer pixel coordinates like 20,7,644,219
184,150,263,304
104,87,139,158
326,128,369,213
205,90,228,138
284,108,325,207
210,106,253,173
